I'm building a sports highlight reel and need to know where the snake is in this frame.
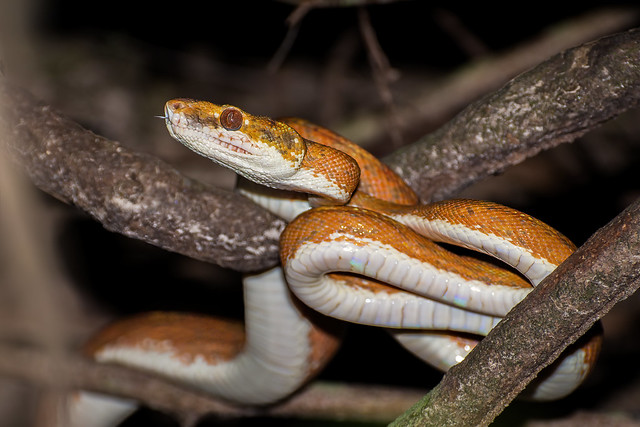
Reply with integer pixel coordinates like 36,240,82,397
83,98,602,410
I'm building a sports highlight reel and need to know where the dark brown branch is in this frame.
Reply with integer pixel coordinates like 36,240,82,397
0,84,285,272
391,197,640,426
385,28,640,202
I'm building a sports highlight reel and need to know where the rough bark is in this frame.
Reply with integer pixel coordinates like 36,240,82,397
385,28,640,202
391,198,640,426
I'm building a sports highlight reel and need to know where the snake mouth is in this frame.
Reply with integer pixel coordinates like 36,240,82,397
164,103,255,157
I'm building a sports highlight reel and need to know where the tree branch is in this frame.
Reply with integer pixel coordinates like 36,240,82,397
391,197,640,426
385,28,640,202
0,84,285,272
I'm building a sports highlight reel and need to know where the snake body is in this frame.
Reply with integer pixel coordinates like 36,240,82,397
85,98,601,409
85,268,340,405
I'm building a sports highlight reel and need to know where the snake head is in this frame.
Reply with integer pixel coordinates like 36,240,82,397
164,98,307,189
164,99,360,205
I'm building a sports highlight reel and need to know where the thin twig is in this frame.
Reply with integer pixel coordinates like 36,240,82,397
358,7,403,147
341,7,640,147
433,8,489,58
267,4,307,73
319,29,360,123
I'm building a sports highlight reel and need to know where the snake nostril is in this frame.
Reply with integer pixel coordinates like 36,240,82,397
220,107,243,131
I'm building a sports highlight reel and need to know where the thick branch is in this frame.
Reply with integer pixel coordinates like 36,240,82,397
385,28,640,202
0,84,285,272
391,197,640,426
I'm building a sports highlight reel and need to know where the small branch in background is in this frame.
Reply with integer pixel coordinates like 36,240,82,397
270,0,396,72
319,29,360,124
358,7,403,147
342,7,640,147
267,3,308,73
433,8,490,59
267,23,302,73
285,0,316,25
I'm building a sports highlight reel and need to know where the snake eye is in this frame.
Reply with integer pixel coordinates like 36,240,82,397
220,107,243,131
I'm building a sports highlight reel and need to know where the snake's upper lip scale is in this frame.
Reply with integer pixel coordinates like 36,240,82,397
164,103,256,157
210,133,253,155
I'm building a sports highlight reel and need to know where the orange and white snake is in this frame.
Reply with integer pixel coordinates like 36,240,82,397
80,98,602,416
